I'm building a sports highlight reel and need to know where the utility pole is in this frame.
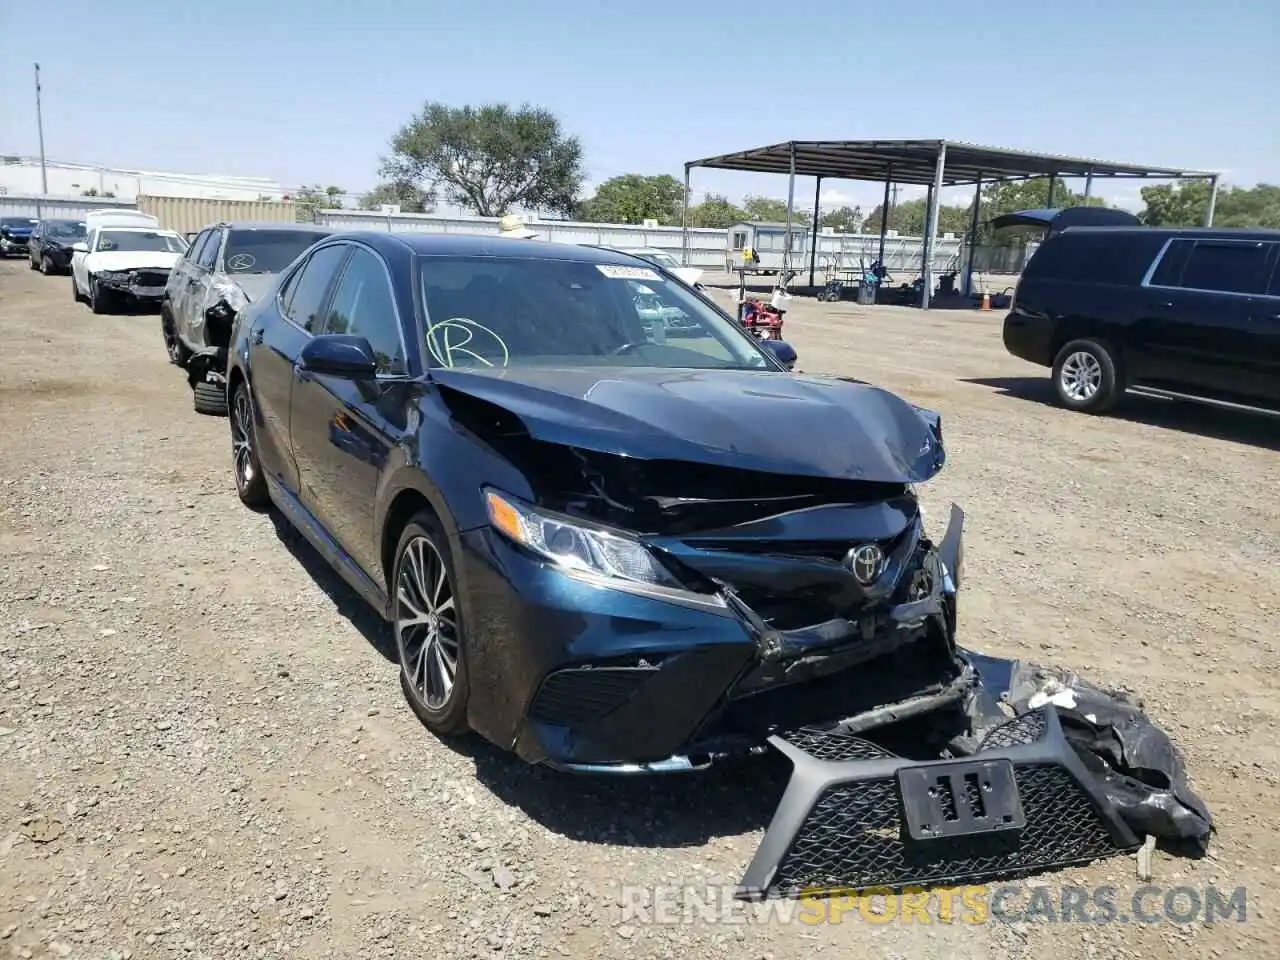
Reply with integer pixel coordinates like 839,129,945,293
34,63,49,201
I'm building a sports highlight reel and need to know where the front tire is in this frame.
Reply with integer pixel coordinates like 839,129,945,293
193,381,228,416
89,278,112,315
72,275,86,303
393,513,470,737
229,382,268,508
1052,338,1123,414
162,305,191,366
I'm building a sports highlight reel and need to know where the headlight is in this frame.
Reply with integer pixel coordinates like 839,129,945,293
484,488,679,587
99,270,132,283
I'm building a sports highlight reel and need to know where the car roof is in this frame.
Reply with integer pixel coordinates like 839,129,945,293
326,232,663,264
218,221,333,232
1058,226,1280,242
98,225,180,233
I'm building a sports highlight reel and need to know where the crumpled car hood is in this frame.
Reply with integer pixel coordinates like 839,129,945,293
221,272,278,303
431,366,944,483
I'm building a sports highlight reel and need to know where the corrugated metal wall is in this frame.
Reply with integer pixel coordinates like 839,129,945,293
315,210,963,273
0,194,138,220
136,196,300,234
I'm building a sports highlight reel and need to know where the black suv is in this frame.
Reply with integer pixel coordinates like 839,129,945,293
27,218,87,275
1003,227,1280,415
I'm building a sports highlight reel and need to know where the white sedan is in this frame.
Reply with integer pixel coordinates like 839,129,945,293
71,226,188,314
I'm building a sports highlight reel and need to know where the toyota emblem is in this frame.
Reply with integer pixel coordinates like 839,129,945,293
845,543,885,585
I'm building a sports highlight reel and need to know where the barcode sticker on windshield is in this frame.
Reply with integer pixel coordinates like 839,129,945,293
596,264,663,282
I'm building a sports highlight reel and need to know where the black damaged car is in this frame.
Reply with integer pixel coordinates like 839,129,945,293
226,233,966,773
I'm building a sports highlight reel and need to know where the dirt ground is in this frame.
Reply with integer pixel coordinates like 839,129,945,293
1,257,1277,960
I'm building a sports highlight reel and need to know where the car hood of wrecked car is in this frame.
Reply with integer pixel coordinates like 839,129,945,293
219,272,280,303
431,366,945,484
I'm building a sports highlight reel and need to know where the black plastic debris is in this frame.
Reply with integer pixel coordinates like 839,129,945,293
1001,660,1213,848
738,652,1212,899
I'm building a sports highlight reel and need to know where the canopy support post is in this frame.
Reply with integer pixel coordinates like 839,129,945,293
876,167,892,268
922,141,946,310
964,174,982,298
681,164,691,265
1205,175,1220,226
782,142,796,285
808,175,823,288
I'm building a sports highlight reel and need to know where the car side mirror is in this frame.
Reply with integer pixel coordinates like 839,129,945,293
298,334,379,379
758,338,797,370
71,242,88,253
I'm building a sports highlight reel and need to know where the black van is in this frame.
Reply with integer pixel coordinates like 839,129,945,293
1002,227,1280,415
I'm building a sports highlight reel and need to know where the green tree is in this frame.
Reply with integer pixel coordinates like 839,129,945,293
1139,180,1280,228
686,193,746,229
820,205,863,233
862,198,970,238
289,184,341,222
741,194,811,227
578,174,685,224
359,180,435,214
381,102,584,217
324,186,344,208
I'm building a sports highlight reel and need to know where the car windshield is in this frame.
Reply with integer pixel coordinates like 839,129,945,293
46,220,86,239
1,218,36,229
96,230,186,253
222,229,330,274
417,256,772,371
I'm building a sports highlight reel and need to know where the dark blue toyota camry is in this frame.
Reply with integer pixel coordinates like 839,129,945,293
225,232,965,773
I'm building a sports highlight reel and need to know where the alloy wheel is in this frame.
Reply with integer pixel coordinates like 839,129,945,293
1059,351,1102,402
230,388,255,491
396,536,459,710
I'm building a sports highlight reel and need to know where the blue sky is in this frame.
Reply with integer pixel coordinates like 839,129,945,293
2,0,1277,212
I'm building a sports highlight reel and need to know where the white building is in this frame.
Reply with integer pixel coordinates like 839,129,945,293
0,155,286,202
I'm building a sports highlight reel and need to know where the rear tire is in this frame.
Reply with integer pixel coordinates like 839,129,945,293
1052,338,1123,414
193,381,228,417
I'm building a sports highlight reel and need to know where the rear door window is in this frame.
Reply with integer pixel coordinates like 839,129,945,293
1174,240,1272,295
1148,239,1192,286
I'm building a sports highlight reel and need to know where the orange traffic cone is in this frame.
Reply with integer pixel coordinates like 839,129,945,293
980,292,991,311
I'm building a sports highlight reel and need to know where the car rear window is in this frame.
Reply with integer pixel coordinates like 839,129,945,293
1021,231,1167,286
222,229,331,275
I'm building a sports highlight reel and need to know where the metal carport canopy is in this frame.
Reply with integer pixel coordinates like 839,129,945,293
683,138,1220,309
685,138,1218,186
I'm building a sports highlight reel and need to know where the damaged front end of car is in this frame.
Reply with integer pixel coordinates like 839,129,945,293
185,279,252,395
434,369,1213,897
436,374,972,774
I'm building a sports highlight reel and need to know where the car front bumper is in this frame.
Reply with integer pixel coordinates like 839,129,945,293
455,503,966,771
0,237,30,255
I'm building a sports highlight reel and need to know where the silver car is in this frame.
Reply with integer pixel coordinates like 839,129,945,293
162,221,332,366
